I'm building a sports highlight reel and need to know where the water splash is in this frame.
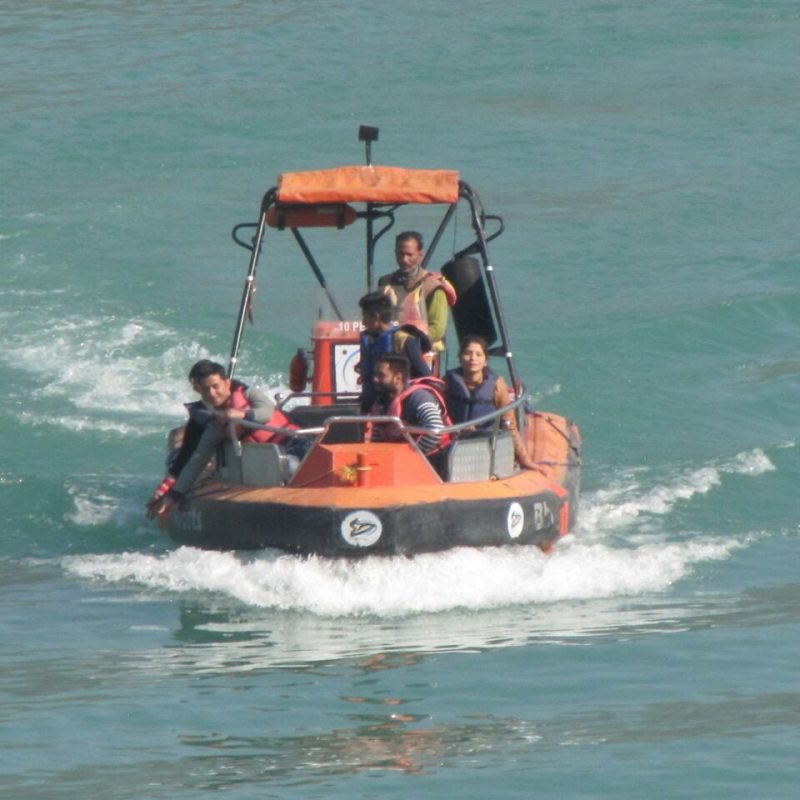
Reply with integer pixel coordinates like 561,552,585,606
61,447,769,617
578,448,775,537
63,534,742,618
1,310,286,435
64,483,144,527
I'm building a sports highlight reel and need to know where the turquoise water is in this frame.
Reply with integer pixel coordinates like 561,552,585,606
2,2,798,797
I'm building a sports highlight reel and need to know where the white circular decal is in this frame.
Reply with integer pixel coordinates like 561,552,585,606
340,510,383,547
507,502,524,539
334,343,362,394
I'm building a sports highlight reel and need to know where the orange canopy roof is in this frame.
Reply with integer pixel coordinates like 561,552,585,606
276,165,460,205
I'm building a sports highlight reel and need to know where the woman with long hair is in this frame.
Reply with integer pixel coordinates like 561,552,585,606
444,335,536,470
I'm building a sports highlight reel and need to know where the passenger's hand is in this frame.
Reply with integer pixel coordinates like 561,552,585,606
145,477,175,518
217,408,245,424
146,495,175,519
145,497,160,518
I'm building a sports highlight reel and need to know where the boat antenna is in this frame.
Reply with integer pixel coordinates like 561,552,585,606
359,125,380,287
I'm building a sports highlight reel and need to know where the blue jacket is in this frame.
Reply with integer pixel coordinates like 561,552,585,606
359,324,431,410
444,368,499,427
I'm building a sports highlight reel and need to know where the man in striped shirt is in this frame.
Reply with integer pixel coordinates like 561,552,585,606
369,353,447,460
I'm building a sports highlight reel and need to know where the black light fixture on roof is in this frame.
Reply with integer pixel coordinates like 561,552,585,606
358,125,379,166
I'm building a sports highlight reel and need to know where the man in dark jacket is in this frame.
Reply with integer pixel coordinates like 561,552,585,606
369,353,448,465
357,291,431,411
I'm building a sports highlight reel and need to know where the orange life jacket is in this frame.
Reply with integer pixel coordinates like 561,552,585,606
228,384,297,444
372,377,453,455
381,270,457,335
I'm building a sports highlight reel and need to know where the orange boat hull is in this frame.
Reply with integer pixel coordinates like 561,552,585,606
165,412,581,557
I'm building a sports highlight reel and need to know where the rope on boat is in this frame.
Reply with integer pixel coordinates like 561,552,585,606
531,412,582,463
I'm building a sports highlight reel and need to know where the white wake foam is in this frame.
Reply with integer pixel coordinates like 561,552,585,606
60,538,747,674
63,535,742,618
1,313,200,418
2,311,285,436
61,447,770,617
64,483,144,527
577,448,775,537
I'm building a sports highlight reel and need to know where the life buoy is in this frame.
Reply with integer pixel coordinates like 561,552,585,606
423,271,458,307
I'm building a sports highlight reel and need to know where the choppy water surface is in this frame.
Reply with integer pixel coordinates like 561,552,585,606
1,2,798,798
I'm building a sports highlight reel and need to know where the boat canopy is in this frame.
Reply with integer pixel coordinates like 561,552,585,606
229,132,515,390
276,165,460,205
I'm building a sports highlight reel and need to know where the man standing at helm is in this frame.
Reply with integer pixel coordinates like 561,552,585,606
378,231,457,353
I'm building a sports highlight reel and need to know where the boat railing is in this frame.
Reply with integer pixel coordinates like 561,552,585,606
230,385,529,446
275,390,360,407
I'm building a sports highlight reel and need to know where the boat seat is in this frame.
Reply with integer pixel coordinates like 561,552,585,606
447,429,515,482
447,436,492,482
240,443,290,487
492,429,515,479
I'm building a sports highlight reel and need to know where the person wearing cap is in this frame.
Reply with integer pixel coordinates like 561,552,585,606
357,290,431,412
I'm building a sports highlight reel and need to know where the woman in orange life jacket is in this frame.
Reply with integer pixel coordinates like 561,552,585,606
147,360,295,518
444,335,536,470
